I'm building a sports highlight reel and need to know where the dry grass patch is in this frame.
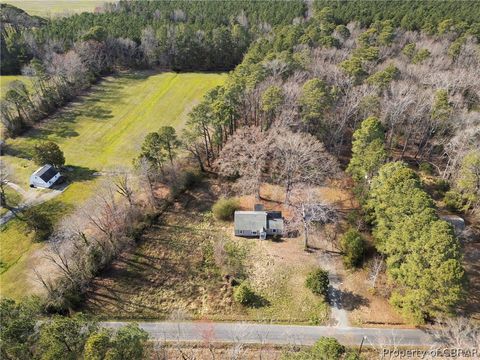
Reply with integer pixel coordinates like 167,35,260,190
81,179,329,324
244,236,329,324
81,181,235,319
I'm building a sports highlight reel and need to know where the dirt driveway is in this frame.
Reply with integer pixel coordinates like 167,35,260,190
0,182,68,225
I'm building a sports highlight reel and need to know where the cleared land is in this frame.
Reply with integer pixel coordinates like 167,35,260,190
81,180,330,323
0,71,226,299
1,1,105,16
82,180,330,324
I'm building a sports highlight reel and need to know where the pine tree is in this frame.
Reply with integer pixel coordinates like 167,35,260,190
347,116,387,186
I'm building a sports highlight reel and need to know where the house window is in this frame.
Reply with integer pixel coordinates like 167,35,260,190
272,229,276,233
252,231,257,235
239,230,243,234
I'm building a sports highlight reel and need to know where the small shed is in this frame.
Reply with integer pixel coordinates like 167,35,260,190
234,208,283,239
30,164,61,189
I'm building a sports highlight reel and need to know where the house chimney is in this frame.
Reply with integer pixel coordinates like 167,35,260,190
254,204,265,211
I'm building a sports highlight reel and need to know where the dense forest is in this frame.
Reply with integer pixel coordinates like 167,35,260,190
1,0,479,325
1,0,306,74
314,0,480,35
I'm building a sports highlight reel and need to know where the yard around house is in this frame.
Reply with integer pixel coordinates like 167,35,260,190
81,179,331,324
0,71,226,299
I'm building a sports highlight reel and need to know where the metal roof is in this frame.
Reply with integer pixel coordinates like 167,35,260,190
234,211,283,231
439,214,465,230
234,211,267,231
33,165,59,182
268,218,284,230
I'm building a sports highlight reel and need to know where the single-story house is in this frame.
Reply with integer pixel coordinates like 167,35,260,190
29,164,62,189
234,206,284,239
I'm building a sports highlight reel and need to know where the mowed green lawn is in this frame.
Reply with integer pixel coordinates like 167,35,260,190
0,75,32,98
0,71,226,299
1,0,106,16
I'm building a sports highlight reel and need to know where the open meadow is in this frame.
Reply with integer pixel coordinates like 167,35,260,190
0,71,226,299
0,0,105,16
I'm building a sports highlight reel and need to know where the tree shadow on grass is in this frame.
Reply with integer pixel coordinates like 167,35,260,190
329,287,369,311
247,293,271,308
63,165,98,183
77,105,114,120
3,142,34,160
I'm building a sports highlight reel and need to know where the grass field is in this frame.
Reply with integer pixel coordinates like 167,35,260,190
0,71,226,299
0,75,32,98
1,0,106,16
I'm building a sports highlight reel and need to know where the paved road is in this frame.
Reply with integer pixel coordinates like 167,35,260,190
101,321,438,347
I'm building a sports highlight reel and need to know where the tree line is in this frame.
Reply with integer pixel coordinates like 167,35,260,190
1,298,150,360
346,116,478,323
2,0,478,326
0,0,306,136
1,0,306,74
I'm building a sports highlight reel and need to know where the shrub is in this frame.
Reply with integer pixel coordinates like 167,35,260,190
402,43,416,58
419,162,434,175
340,229,365,268
311,337,346,359
282,336,360,360
305,268,329,297
180,170,203,190
170,170,203,197
444,190,467,212
212,197,240,221
344,352,363,360
435,178,450,193
346,209,365,229
233,282,256,306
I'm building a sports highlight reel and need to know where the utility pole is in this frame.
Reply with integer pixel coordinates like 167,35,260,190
358,335,367,356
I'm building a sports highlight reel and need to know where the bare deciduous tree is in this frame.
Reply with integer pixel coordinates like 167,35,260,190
270,128,340,205
434,317,480,348
216,127,273,199
288,185,338,250
368,254,384,290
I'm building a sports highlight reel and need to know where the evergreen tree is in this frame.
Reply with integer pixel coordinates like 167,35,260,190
260,85,284,129
367,162,465,323
33,141,65,168
347,117,386,186
456,150,480,208
299,78,332,132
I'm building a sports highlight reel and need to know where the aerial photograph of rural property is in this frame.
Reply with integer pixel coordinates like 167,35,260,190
0,0,479,358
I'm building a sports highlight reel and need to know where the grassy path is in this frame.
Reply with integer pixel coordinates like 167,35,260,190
0,71,226,299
